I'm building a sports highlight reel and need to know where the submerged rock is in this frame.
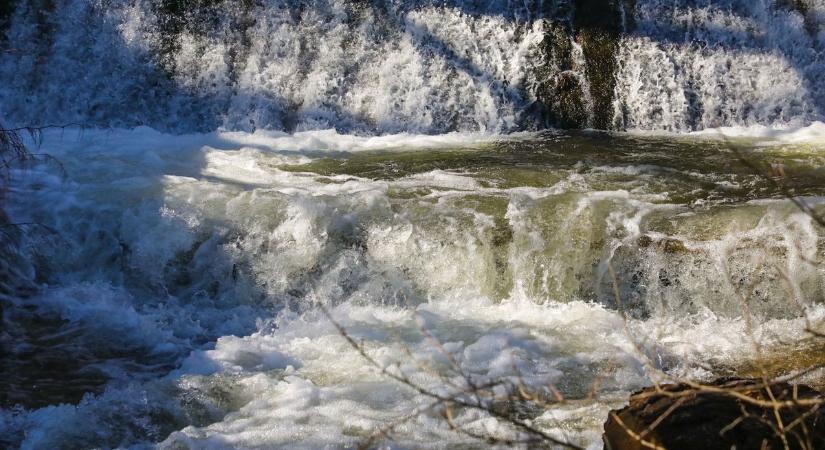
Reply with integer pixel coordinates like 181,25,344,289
603,378,825,450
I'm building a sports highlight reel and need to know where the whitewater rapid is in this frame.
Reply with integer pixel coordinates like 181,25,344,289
2,127,825,449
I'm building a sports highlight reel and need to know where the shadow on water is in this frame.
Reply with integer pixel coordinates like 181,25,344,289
0,134,212,410
0,126,437,417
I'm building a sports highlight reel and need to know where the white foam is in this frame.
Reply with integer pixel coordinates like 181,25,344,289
214,128,499,153
691,121,825,144
623,121,825,145
23,127,499,160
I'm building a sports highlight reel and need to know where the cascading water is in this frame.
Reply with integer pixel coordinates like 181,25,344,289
1,0,822,132
613,0,825,131
2,1,825,449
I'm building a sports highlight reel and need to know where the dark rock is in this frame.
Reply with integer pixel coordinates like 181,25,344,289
604,378,825,450
573,0,624,130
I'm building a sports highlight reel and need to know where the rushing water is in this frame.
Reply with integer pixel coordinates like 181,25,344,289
1,127,825,448
2,0,825,448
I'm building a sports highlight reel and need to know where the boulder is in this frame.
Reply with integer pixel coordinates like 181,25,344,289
603,378,825,450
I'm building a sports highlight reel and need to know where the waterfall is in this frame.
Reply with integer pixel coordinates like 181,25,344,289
1,0,822,133
613,0,825,131
3,3,825,448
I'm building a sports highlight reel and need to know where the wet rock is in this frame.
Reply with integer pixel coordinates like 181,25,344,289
660,238,688,254
604,378,825,450
574,0,624,129
733,346,825,391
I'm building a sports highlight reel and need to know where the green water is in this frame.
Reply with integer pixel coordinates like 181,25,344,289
282,131,825,204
